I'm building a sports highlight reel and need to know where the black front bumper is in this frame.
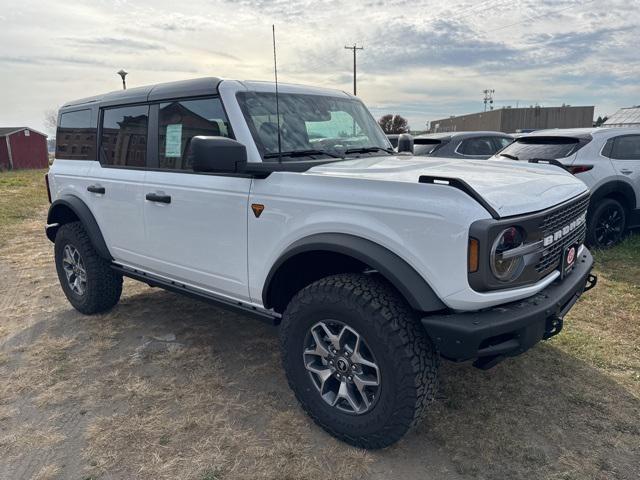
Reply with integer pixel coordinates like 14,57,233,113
422,248,596,369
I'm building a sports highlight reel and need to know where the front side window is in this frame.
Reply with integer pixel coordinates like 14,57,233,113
158,97,232,170
237,92,390,160
496,136,588,161
100,105,149,167
610,135,640,160
56,109,96,160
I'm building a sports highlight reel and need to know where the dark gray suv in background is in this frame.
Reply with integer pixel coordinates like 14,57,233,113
414,131,513,159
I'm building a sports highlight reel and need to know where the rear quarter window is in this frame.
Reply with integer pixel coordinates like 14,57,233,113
56,109,96,160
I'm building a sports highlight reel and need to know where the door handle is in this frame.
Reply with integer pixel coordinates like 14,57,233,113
146,192,172,204
87,185,105,194
620,169,633,175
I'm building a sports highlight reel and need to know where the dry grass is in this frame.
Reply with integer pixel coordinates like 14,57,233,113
83,339,372,480
32,464,62,480
556,234,640,393
0,169,48,247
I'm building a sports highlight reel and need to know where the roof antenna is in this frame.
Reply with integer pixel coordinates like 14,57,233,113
272,24,282,163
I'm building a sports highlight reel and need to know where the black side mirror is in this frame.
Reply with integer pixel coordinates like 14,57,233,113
397,133,414,154
189,136,247,173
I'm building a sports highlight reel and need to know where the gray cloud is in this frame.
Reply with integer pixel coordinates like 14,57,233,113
63,36,165,52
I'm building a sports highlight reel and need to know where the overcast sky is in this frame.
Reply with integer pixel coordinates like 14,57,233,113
0,0,638,134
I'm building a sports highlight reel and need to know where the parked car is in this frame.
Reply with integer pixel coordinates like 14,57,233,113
46,77,596,449
491,127,640,248
413,131,513,159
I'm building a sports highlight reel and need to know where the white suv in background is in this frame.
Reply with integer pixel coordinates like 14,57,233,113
46,77,597,448
493,128,640,248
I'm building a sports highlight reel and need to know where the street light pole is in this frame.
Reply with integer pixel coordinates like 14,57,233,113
117,69,128,90
344,44,363,96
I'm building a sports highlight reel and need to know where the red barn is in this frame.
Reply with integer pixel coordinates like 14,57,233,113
0,127,48,170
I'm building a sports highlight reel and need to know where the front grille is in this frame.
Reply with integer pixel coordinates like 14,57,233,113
535,194,589,275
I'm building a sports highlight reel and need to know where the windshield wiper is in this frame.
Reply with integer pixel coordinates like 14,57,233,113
344,147,394,155
498,153,519,160
528,158,568,171
264,149,343,159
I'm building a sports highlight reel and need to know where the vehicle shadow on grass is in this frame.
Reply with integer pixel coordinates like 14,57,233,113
3,286,639,480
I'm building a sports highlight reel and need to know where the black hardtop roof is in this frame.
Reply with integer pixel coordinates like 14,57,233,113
61,77,222,111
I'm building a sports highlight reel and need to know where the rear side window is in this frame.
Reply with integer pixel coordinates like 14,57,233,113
56,109,96,160
100,105,149,167
158,98,231,170
497,136,587,161
610,135,640,160
457,137,497,156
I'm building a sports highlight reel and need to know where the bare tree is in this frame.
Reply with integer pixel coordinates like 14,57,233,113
43,108,59,134
378,114,409,134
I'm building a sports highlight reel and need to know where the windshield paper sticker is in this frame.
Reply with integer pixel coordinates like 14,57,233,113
165,124,183,158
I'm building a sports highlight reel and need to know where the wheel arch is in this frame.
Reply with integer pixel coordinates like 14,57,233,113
262,233,446,314
46,195,112,260
589,180,637,215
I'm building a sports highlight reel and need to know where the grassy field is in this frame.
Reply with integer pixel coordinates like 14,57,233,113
0,168,638,480
0,169,48,247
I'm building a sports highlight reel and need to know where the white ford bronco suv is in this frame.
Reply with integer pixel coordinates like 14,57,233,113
46,77,597,448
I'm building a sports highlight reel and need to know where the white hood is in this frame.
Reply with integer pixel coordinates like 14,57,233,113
307,156,588,218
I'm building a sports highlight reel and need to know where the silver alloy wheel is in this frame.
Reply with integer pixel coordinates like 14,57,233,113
62,244,87,296
303,320,380,414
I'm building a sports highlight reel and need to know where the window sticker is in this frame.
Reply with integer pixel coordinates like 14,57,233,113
165,124,183,157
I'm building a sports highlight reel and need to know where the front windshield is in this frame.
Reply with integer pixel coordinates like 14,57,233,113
236,91,391,160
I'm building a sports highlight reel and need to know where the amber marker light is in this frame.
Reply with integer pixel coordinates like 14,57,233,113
468,238,479,273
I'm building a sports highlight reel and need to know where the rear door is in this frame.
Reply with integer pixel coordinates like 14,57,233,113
142,96,252,301
609,134,640,211
86,104,148,266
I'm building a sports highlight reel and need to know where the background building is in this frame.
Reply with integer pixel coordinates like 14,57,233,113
0,127,48,170
429,105,595,133
603,106,640,127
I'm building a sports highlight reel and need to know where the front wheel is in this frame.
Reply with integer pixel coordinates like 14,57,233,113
279,273,438,449
586,198,626,249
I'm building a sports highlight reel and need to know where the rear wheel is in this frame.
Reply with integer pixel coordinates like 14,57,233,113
54,222,122,314
279,273,438,449
587,198,626,249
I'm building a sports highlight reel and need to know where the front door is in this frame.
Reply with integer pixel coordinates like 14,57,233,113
142,97,252,301
610,134,640,212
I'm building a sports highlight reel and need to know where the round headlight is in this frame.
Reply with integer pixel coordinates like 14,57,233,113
491,227,525,282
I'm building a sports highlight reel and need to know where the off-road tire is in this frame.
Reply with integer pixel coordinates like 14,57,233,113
279,273,439,449
54,221,122,314
586,198,626,249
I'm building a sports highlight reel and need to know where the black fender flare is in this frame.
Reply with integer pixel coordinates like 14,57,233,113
46,195,112,260
589,181,637,212
262,233,446,313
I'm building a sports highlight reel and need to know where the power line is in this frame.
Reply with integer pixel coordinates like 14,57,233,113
344,44,364,96
481,0,596,34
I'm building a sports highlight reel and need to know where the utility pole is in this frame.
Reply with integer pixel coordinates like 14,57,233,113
344,44,363,96
483,89,495,111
